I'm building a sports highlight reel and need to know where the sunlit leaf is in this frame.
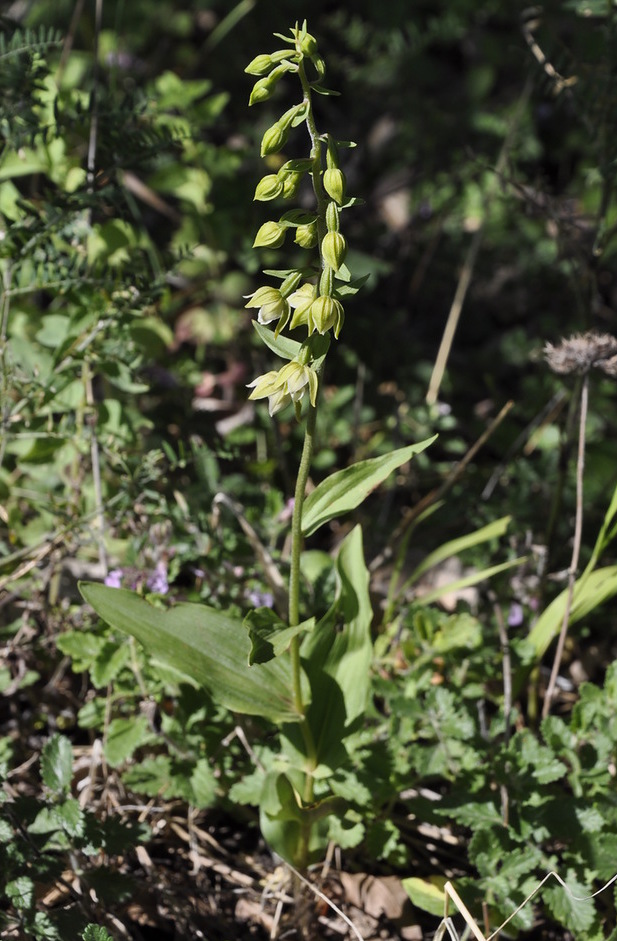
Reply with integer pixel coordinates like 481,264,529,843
302,438,436,537
79,583,304,722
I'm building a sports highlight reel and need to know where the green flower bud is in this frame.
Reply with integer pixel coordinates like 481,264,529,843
325,135,339,170
295,222,318,249
325,200,339,233
249,77,273,106
319,265,334,298
308,295,344,336
323,168,346,205
253,221,286,249
245,54,275,76
321,231,347,271
245,50,290,75
280,270,303,297
249,64,289,106
280,171,303,199
254,174,284,201
299,30,318,57
260,121,289,157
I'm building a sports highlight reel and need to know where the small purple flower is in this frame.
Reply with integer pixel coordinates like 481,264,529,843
508,602,524,627
104,569,124,589
146,560,169,595
247,589,274,609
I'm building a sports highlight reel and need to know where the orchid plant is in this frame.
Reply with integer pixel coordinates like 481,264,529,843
80,21,433,870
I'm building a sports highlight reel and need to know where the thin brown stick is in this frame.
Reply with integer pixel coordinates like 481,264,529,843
542,373,588,719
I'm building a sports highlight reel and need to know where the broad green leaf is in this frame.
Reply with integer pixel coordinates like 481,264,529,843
438,800,503,829
527,566,617,658
41,733,73,794
402,877,447,917
0,148,47,180
56,798,85,837
252,321,301,361
90,640,131,688
433,612,482,653
79,583,303,722
28,806,65,835
105,716,152,768
190,758,218,809
244,608,315,664
302,437,436,537
35,314,71,348
122,756,173,798
407,516,512,586
418,557,526,606
544,871,596,934
6,876,34,910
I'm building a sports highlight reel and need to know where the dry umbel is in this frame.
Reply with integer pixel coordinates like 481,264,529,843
544,331,617,377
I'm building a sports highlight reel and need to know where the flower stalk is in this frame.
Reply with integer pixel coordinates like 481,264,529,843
244,20,363,866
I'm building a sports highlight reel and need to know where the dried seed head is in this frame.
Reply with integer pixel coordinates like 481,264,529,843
544,332,617,377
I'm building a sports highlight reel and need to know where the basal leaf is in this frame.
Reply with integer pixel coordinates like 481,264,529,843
301,437,436,537
79,583,303,722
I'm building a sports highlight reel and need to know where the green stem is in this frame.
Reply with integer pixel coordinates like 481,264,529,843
287,400,318,870
288,403,318,774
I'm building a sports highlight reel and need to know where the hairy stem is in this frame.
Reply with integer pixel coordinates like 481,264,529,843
298,60,328,249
